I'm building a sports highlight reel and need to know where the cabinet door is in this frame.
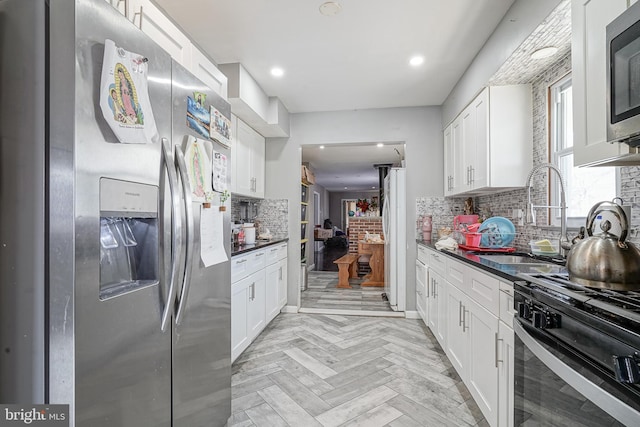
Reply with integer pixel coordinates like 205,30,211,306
461,104,475,192
427,268,446,346
231,279,250,362
249,126,266,198
498,321,515,427
233,118,255,196
572,0,628,166
451,117,464,195
191,48,228,99
445,283,467,378
278,258,288,309
443,124,454,196
265,262,280,323
470,88,489,189
247,271,266,341
104,0,127,16
467,298,499,427
415,260,427,324
129,0,193,70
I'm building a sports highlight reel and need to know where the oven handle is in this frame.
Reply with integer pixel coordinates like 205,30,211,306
514,321,640,426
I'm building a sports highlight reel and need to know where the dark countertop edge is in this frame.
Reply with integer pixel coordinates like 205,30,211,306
232,238,289,257
416,241,567,282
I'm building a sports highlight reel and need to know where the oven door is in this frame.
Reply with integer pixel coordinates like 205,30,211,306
514,321,640,426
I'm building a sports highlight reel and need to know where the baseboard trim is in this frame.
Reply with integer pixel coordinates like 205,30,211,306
280,305,299,314
297,307,405,318
404,310,420,319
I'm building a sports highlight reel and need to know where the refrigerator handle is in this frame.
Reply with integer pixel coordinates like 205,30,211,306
161,138,182,332
174,144,194,325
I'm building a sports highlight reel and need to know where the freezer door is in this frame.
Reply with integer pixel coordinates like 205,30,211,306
170,62,232,427
55,1,173,425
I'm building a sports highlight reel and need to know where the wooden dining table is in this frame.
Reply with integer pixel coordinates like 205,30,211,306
358,240,385,287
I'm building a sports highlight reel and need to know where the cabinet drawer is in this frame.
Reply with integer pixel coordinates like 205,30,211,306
232,249,267,283
428,248,446,274
499,281,515,327
265,242,287,265
417,243,429,264
466,266,500,316
446,258,465,290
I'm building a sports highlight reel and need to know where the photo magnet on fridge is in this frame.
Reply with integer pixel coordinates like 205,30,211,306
186,92,211,139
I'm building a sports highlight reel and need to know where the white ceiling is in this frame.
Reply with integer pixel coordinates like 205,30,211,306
302,143,405,192
154,0,515,113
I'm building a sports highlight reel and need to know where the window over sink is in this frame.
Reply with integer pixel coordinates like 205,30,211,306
549,74,618,228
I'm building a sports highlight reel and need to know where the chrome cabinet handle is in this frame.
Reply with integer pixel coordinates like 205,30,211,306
279,267,283,280
459,301,463,327
250,283,255,300
133,6,143,29
235,259,247,264
471,166,475,184
174,144,194,325
495,332,503,368
256,253,264,257
160,138,182,332
462,307,468,332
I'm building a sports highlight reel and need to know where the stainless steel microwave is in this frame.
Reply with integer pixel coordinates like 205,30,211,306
607,1,640,147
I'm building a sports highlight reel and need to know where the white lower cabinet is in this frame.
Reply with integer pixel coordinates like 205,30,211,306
466,296,499,426
415,259,428,323
231,273,252,361
427,267,447,346
418,244,513,427
498,320,515,427
231,243,288,362
278,258,288,309
445,283,467,377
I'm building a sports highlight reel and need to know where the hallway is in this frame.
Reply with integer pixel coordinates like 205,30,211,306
300,271,393,313
229,313,487,427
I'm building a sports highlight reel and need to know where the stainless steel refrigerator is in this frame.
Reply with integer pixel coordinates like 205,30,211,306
0,0,231,425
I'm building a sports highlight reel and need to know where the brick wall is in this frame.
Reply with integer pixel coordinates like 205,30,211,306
347,217,383,254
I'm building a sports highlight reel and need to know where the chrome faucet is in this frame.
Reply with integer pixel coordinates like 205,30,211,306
524,163,571,256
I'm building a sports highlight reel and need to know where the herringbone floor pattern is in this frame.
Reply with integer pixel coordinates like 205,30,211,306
229,313,487,427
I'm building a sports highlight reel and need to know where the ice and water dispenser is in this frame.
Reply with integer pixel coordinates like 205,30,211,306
99,178,159,299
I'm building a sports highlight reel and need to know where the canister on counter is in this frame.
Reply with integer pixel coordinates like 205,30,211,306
422,215,432,242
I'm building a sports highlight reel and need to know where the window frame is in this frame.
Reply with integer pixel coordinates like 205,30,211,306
548,74,619,229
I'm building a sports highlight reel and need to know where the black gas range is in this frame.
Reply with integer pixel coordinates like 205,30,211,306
513,273,640,426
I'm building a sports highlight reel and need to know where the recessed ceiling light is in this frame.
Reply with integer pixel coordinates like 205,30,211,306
344,186,348,189
319,1,342,16
371,186,376,189
409,55,425,67
319,145,325,149
530,46,558,60
377,143,384,147
270,67,284,77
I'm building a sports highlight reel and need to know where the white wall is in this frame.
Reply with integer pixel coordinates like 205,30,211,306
441,0,562,127
265,106,442,311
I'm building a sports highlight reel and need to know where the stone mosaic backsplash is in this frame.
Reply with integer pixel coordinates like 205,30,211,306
231,198,289,239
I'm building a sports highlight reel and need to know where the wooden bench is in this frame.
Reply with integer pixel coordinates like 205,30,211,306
333,254,359,288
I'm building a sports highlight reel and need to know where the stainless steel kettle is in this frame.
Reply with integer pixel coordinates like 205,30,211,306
566,201,640,291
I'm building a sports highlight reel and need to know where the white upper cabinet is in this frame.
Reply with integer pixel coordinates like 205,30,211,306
231,116,265,198
129,0,193,70
572,0,631,166
104,0,128,16
191,48,228,100
444,85,532,197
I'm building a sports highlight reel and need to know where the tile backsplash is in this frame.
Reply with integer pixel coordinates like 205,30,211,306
419,52,640,249
231,198,289,239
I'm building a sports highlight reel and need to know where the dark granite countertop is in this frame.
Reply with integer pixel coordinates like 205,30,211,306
232,237,289,257
417,241,567,282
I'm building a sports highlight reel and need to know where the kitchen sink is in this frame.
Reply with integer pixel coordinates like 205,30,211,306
477,254,553,266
